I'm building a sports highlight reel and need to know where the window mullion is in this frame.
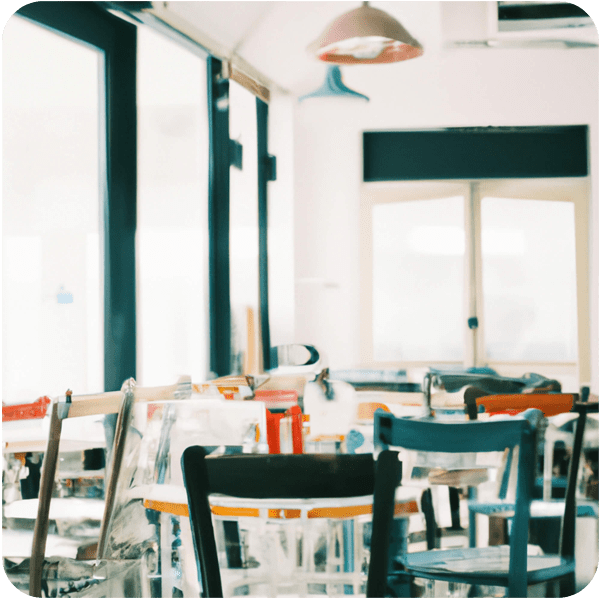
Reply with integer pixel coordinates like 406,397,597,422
104,19,137,392
207,57,232,377
257,98,272,370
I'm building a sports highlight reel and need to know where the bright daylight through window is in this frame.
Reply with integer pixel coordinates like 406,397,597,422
2,15,103,401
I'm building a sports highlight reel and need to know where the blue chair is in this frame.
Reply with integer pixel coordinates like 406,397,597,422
375,408,576,598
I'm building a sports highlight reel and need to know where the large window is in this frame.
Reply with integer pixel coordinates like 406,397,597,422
3,15,102,401
362,178,589,390
136,25,210,385
3,2,272,397
1,1,139,401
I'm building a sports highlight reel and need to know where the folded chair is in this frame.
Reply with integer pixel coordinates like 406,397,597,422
375,408,575,598
181,448,400,598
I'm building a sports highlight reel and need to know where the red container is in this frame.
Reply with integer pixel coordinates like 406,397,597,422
266,405,304,455
2,396,52,422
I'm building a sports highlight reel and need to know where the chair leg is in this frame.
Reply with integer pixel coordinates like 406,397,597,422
488,516,508,546
559,572,576,598
222,521,243,568
507,580,528,598
29,402,63,597
421,489,439,550
545,579,561,598
449,487,462,529
386,571,412,598
468,487,477,548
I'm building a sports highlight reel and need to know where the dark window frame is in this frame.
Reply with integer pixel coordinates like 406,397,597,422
257,98,272,370
207,57,232,376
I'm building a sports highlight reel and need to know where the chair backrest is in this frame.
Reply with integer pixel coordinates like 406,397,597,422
376,409,542,454
559,400,599,561
468,392,577,419
374,409,543,589
181,448,400,598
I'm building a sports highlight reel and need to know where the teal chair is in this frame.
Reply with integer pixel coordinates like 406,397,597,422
375,408,576,598
466,399,598,594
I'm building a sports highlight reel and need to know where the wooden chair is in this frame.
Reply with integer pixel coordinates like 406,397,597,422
181,448,400,598
375,407,577,598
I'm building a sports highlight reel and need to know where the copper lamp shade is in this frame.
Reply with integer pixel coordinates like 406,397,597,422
309,2,423,65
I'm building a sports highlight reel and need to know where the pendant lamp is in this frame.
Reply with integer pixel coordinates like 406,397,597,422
308,1,423,65
299,65,369,102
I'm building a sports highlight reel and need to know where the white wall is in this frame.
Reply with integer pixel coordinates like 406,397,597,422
293,42,599,390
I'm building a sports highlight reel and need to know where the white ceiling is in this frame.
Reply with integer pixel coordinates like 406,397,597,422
159,1,598,96
165,1,274,52
163,1,443,94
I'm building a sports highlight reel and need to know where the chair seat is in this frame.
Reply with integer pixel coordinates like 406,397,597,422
396,546,574,586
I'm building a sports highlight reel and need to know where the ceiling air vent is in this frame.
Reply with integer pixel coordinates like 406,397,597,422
497,2,593,32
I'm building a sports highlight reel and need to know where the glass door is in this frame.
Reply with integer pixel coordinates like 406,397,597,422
362,177,588,391
361,182,469,366
478,178,588,388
